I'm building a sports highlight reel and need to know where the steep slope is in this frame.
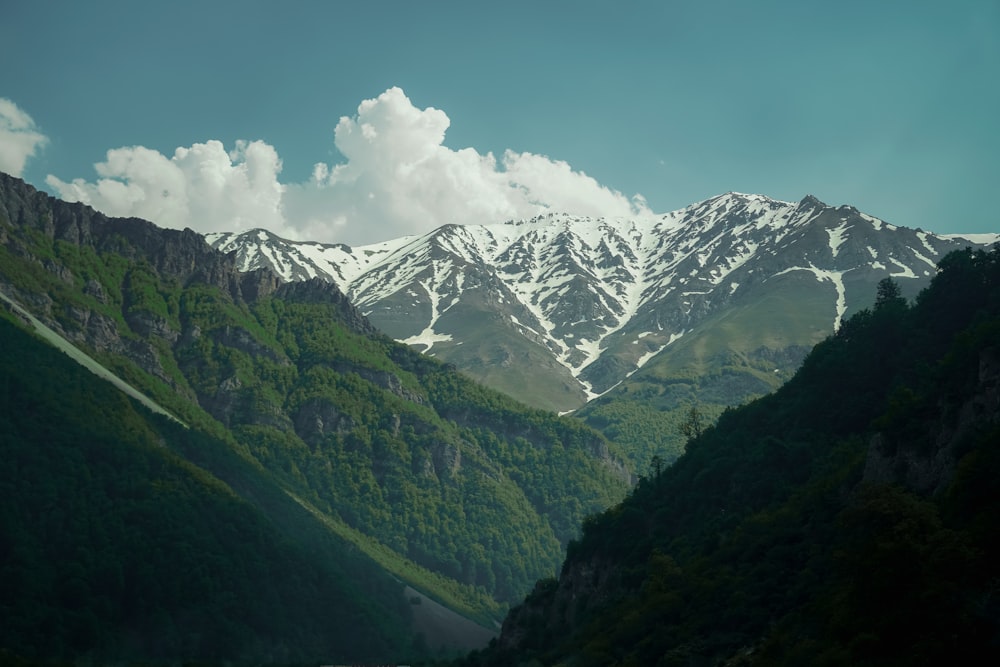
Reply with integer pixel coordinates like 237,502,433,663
0,172,631,658
0,315,414,665
208,195,995,416
458,246,1000,666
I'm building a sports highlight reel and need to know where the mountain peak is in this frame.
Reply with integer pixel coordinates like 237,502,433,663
798,194,826,209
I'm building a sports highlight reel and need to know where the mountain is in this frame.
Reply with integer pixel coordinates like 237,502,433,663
456,245,1000,666
207,194,997,470
0,172,630,663
207,195,994,403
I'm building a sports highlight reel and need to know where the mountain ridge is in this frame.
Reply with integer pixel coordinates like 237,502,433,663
208,193,997,413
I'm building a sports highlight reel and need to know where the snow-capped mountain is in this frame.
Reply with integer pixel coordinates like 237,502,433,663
207,193,997,412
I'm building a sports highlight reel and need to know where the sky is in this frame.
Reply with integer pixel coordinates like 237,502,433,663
1,0,997,245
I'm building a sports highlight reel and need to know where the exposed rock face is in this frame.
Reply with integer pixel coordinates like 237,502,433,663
212,324,284,363
238,268,283,303
294,398,358,448
497,555,618,652
125,310,179,343
83,278,108,303
431,440,462,477
863,346,1000,495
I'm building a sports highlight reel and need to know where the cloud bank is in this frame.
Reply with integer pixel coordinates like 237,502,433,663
0,98,48,177
45,87,650,245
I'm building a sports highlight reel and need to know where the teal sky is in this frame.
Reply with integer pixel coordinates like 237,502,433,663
1,0,997,243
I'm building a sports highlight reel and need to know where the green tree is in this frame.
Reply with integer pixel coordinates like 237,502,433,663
679,405,704,449
874,276,905,310
650,454,665,478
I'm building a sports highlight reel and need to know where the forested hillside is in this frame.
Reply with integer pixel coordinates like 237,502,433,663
0,315,414,664
0,172,630,662
459,245,1000,666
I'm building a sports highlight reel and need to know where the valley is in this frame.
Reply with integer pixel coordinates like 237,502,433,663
2,169,997,665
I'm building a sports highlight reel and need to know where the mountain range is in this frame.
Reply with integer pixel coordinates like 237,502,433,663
208,194,996,414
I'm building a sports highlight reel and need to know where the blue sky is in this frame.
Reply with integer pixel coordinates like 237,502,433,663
1,0,996,244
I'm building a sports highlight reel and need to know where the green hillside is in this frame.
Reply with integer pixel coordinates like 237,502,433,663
0,316,413,665
460,246,1000,666
0,173,630,662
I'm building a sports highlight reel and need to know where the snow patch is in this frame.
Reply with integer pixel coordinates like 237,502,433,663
627,331,684,378
916,232,937,256
889,257,917,279
400,328,453,351
909,247,938,269
863,214,883,230
827,222,849,258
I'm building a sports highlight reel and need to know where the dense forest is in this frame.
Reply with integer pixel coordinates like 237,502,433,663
0,315,417,665
455,246,1000,666
0,172,631,662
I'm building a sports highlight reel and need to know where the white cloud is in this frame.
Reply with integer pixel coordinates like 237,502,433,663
47,87,651,245
501,150,650,218
0,98,48,177
290,87,650,243
47,139,285,235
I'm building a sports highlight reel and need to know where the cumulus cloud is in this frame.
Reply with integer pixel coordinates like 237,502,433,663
47,139,285,235
47,87,651,245
288,87,650,243
0,98,48,177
